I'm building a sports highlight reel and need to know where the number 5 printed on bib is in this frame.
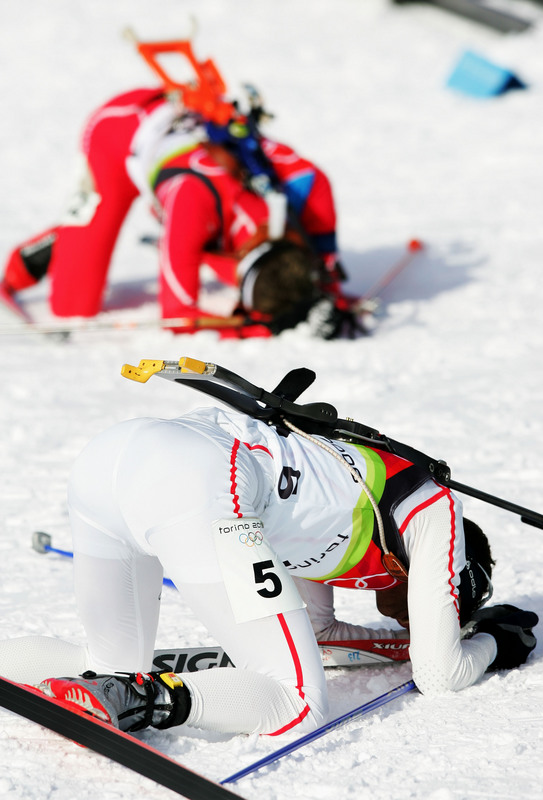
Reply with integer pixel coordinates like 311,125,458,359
212,518,305,623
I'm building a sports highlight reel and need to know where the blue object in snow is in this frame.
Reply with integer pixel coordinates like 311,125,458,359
446,50,526,98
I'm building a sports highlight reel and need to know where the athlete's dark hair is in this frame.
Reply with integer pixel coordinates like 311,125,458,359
251,241,322,332
458,518,496,626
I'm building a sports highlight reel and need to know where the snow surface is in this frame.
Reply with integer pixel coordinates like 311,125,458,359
2,1,543,798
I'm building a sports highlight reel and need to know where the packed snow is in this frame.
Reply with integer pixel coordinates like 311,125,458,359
1,1,543,798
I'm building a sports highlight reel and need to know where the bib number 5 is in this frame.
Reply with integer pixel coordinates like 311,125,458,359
254,559,282,598
213,518,305,623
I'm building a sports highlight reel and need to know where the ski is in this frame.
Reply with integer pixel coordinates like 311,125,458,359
31,533,410,669
0,311,245,337
0,674,240,799
152,638,409,673
3,641,409,683
392,0,531,34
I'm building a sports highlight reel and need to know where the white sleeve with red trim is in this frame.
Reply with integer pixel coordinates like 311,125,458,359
398,482,497,694
293,578,408,642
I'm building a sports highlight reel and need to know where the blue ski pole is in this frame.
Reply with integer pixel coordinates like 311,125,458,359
32,531,176,588
221,679,416,785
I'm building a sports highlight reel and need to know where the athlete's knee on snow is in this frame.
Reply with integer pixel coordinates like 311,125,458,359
268,672,328,736
410,661,461,695
249,676,328,736
297,683,328,733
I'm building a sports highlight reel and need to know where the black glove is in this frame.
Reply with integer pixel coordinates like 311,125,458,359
472,604,538,671
307,297,368,340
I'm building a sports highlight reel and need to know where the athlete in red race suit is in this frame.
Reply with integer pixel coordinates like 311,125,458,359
2,89,341,334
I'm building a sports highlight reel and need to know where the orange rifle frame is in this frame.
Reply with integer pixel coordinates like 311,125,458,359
133,38,239,126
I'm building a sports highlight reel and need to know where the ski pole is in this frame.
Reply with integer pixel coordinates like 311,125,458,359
31,532,176,587
356,239,424,312
221,679,416,785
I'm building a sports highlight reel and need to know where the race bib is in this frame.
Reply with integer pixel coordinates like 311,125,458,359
212,518,305,623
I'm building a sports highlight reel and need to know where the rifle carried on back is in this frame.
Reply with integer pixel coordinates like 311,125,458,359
122,356,543,531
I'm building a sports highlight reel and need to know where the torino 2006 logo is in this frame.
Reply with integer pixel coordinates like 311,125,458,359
239,531,264,547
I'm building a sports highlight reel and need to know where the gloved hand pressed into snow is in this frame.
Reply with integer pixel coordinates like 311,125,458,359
471,603,538,671
307,296,369,339
35,670,191,732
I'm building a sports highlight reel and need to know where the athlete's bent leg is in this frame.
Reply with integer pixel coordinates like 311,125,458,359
51,416,328,735
158,578,328,735
143,424,328,735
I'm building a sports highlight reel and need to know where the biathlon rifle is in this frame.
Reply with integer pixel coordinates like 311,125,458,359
121,356,543,530
124,28,279,198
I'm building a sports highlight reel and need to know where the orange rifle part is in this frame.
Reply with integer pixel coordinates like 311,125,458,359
125,29,240,126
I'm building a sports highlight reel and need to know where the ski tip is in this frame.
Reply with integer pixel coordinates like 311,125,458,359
407,239,424,252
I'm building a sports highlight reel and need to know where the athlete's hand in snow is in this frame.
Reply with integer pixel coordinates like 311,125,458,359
307,296,369,339
472,604,538,671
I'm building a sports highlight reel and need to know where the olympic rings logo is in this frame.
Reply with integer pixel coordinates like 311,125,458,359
239,531,264,547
